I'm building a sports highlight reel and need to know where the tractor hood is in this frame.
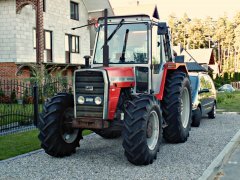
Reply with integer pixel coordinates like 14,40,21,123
103,67,135,88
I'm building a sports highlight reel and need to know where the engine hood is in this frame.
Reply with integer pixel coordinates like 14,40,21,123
103,67,135,87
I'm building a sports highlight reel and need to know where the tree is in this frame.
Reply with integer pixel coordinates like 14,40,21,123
168,11,240,75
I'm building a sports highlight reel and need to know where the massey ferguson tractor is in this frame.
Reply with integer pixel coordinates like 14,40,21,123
38,10,192,165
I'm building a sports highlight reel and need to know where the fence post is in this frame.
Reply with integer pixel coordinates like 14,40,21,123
33,82,39,127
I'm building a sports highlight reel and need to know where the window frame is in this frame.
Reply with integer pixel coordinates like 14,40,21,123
70,1,79,21
43,0,46,12
65,34,80,54
93,22,149,64
33,29,53,51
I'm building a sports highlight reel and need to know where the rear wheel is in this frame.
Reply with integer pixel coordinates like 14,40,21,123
38,93,81,157
208,103,216,119
122,95,162,165
192,107,202,127
162,71,192,143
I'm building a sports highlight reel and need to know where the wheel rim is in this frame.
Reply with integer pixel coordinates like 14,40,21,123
61,108,79,144
213,104,216,117
146,110,159,151
180,87,190,128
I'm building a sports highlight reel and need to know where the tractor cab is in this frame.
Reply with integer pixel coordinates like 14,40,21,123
92,15,173,95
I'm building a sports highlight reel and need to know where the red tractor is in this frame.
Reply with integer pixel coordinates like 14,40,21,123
38,11,192,165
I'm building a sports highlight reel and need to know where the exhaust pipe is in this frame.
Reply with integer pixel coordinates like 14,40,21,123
103,9,109,67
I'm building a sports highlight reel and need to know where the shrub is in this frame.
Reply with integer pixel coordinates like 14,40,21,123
10,89,17,103
23,88,29,104
0,88,4,97
226,93,234,99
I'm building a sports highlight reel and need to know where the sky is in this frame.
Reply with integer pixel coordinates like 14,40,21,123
110,0,240,20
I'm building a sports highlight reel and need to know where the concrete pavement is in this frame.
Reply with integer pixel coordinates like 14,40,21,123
215,143,240,180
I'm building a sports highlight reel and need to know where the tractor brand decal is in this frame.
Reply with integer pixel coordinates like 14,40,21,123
110,77,134,83
85,86,94,91
85,97,94,103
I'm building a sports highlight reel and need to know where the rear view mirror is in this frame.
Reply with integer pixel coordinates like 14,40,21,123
199,88,210,94
157,22,168,35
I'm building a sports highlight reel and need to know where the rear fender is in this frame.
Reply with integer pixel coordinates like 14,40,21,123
155,62,188,100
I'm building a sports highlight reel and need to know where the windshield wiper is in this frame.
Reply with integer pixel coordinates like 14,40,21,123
120,29,129,63
104,19,124,45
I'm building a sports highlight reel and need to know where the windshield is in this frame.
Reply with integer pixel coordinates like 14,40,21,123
94,23,149,64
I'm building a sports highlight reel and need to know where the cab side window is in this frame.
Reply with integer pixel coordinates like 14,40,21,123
152,26,161,74
162,35,170,62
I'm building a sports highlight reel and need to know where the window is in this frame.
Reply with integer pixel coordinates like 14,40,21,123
65,34,79,53
65,34,80,63
33,29,53,62
70,1,79,20
94,23,148,64
71,35,79,53
152,25,162,74
33,29,52,49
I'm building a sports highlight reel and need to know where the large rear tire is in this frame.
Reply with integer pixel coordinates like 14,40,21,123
38,93,81,157
122,95,162,165
162,71,192,143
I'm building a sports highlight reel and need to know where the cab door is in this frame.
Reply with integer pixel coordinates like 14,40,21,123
151,25,167,94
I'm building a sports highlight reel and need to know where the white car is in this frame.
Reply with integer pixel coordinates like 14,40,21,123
218,84,235,92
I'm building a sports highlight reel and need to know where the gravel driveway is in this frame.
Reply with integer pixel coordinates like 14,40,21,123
0,114,240,180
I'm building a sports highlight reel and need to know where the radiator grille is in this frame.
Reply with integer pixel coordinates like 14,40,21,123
75,71,105,118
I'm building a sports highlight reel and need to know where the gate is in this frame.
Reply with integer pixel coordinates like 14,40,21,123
0,79,34,135
0,77,73,136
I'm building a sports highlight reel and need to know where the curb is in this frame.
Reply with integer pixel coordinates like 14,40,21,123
0,149,44,164
0,133,97,164
216,111,240,115
199,129,240,180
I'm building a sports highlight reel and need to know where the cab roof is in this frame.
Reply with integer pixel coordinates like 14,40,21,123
98,14,160,24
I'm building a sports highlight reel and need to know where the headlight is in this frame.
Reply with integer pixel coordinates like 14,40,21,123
95,97,102,105
78,96,85,104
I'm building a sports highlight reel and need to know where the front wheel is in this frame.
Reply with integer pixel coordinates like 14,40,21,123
38,93,81,157
122,95,162,165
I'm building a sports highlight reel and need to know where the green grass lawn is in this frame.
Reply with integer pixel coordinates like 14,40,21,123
0,129,92,161
217,91,240,112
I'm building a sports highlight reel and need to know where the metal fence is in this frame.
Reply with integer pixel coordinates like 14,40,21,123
232,82,240,89
0,77,72,136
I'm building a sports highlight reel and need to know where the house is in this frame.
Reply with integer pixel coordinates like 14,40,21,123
0,0,114,79
173,46,220,77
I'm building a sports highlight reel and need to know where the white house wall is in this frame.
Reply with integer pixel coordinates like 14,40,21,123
2,0,90,64
0,0,16,62
43,0,90,64
15,4,36,63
